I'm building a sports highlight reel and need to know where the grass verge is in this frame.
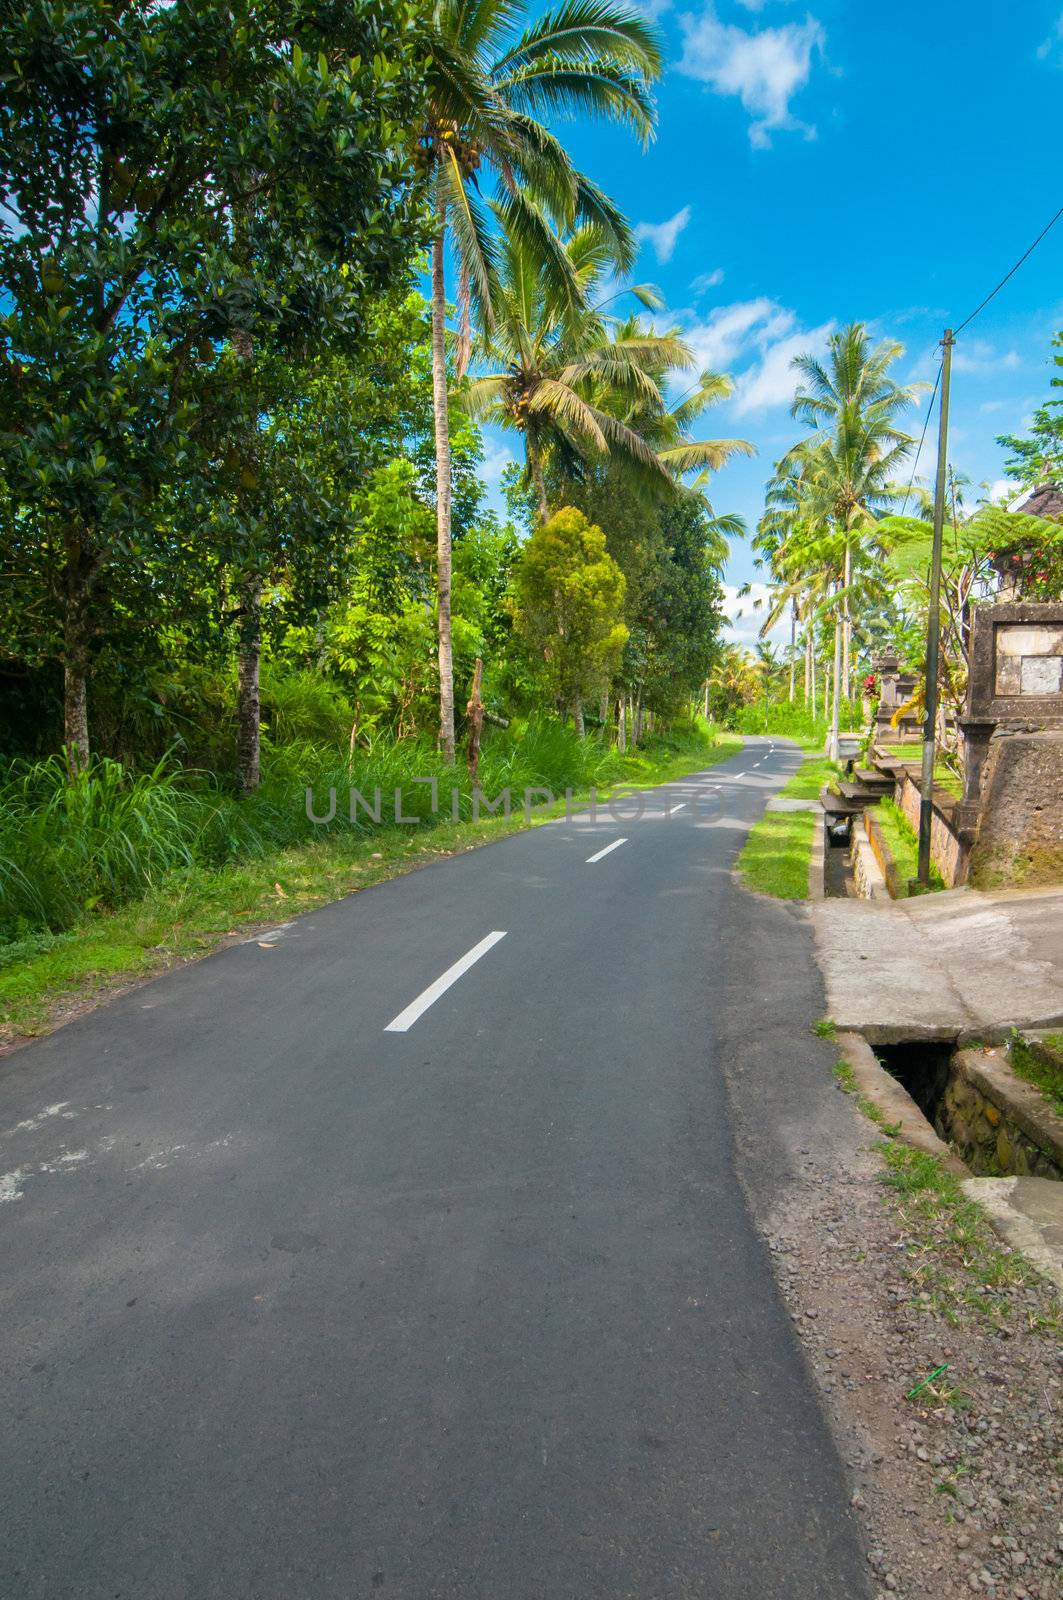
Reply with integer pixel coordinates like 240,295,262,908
873,799,945,895
734,809,818,900
0,724,743,1046
877,1143,1060,1334
733,753,838,900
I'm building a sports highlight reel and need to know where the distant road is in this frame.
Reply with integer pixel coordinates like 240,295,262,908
0,737,869,1599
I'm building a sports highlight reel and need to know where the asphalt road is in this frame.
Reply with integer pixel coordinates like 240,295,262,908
0,736,870,1599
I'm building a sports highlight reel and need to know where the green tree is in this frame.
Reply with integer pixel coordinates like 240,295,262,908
420,0,662,759
512,505,627,733
999,332,1063,488
0,0,425,771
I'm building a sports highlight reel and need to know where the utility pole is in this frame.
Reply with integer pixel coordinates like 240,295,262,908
917,329,954,887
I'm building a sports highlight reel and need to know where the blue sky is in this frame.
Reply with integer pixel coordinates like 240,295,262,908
478,0,1063,645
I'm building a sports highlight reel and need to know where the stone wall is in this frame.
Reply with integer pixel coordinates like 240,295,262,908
967,730,1063,890
936,1049,1063,1180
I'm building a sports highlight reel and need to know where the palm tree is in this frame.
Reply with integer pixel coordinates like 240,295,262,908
464,221,678,520
465,221,752,520
422,0,662,758
778,323,919,756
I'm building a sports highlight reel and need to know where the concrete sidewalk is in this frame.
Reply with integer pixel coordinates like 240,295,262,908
809,884,1063,1044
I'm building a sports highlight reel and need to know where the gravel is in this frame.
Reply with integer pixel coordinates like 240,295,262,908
762,1131,1062,1599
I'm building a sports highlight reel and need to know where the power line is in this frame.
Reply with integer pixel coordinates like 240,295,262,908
954,201,1063,336
900,359,942,514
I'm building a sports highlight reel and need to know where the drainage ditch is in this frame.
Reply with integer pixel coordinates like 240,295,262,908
823,814,853,898
873,1039,1062,1181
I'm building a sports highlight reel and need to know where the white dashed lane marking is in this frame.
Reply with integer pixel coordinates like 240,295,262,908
586,838,628,864
384,932,508,1034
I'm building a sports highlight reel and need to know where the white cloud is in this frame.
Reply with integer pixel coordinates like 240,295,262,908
951,338,1022,377
691,267,725,294
634,205,692,264
989,479,1022,505
682,296,790,371
1037,10,1063,62
480,438,515,487
733,320,834,414
675,295,833,414
721,582,790,646
677,5,824,148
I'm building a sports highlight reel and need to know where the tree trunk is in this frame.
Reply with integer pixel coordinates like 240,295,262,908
633,691,643,746
528,439,549,526
842,540,851,720
829,602,842,762
789,598,797,703
703,680,710,720
572,698,585,739
617,694,627,751
824,648,830,726
804,628,811,706
810,635,817,720
64,654,90,774
431,204,455,763
466,657,484,782
63,548,93,773
236,575,262,792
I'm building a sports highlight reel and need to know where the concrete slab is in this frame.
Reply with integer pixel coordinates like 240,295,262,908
765,796,820,812
809,885,1063,1043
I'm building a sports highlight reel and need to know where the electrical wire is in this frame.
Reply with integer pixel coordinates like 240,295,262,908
953,202,1063,336
900,360,942,514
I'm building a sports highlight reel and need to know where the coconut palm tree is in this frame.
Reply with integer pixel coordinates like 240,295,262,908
464,221,678,520
772,323,919,755
422,0,662,758
465,220,752,520
788,325,918,688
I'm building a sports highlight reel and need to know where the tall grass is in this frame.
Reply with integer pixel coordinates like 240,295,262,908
0,717,718,941
733,699,862,744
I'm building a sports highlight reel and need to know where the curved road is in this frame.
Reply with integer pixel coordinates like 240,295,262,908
0,737,869,1598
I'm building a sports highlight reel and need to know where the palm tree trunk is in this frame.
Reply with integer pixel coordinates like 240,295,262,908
618,694,627,751
810,634,817,720
431,199,455,763
788,598,797,702
803,627,811,707
829,598,842,762
824,650,830,727
842,539,851,722
527,437,549,525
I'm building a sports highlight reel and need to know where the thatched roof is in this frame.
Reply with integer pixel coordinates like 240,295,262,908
1007,481,1063,520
